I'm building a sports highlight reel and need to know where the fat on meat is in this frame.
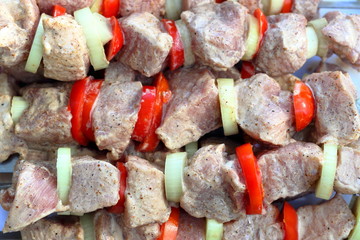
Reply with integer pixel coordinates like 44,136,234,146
92,81,142,160
36,0,92,14
223,205,284,240
292,0,320,20
119,0,165,18
94,210,124,240
105,60,136,83
258,142,322,204
297,194,355,240
254,13,307,77
176,209,206,240
304,71,360,145
124,156,170,228
3,161,67,233
118,13,172,77
117,214,160,240
21,217,84,240
235,74,294,146
156,67,221,149
42,14,90,81
180,144,246,223
322,12,360,69
181,2,248,70
68,157,120,214
0,0,39,68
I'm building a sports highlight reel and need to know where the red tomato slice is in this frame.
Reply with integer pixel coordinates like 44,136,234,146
162,19,185,71
253,8,268,47
157,207,180,240
215,0,226,3
283,202,298,240
293,80,315,132
106,16,124,61
132,86,157,142
241,61,255,79
52,5,66,17
107,162,127,214
81,79,103,141
102,0,120,18
236,143,264,215
281,0,293,13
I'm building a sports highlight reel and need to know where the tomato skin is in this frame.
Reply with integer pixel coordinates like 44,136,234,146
102,0,120,18
281,0,293,13
107,162,127,214
293,80,315,131
157,207,180,240
283,202,298,240
241,61,255,79
236,143,264,215
52,5,66,17
106,16,124,61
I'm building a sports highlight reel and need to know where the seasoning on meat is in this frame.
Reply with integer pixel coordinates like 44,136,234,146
156,67,221,149
297,194,355,239
254,13,307,77
304,71,360,145
0,0,39,68
258,142,322,204
235,74,293,146
223,205,284,240
15,83,74,148
119,0,166,18
124,156,170,228
21,217,84,240
292,0,320,20
180,144,245,223
181,2,248,70
105,60,136,83
118,12,172,77
68,157,120,214
42,14,90,81
94,210,124,240
36,0,93,14
176,209,206,240
92,81,142,160
118,213,161,240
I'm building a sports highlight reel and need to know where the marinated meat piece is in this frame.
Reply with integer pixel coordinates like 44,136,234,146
292,0,320,20
0,73,16,96
92,82,142,160
156,67,221,149
3,161,67,233
209,67,241,81
119,13,172,77
258,142,322,204
297,194,355,240
274,74,298,91
182,0,212,11
36,0,92,14
124,156,170,228
334,146,360,194
176,209,206,240
223,205,284,240
0,187,15,211
181,2,248,70
42,14,90,81
120,0,165,18
3,61,45,84
324,11,342,23
237,0,261,13
105,60,136,83
68,157,120,214
94,210,124,240
0,95,27,162
118,214,160,240
180,144,245,223
235,74,293,146
322,13,360,69
255,14,307,77
0,0,39,68
21,217,84,240
304,71,360,145
15,83,73,147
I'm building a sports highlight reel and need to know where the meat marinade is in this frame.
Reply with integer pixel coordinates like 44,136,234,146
0,0,359,239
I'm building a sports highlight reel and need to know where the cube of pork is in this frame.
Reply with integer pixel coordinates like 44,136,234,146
254,14,307,77
0,73,16,96
119,13,172,77
68,157,120,214
36,0,92,14
297,194,355,239
322,13,360,69
117,213,161,240
258,142,322,204
21,217,84,240
181,2,248,70
292,0,320,20
334,146,360,194
124,156,170,228
0,0,39,68
156,67,221,149
15,83,74,147
105,60,136,83
176,209,206,240
304,71,360,145
120,0,165,18
182,0,213,11
237,0,261,13
3,161,67,233
235,74,293,146
94,210,124,240
92,82,142,160
180,144,245,223
223,205,284,240
42,14,90,81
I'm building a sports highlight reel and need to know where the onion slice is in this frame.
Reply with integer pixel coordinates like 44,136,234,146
165,152,187,202
11,96,29,123
175,20,195,66
90,0,102,13
349,196,360,240
268,0,285,15
242,15,260,61
308,18,329,58
93,13,113,45
56,147,72,205
185,142,198,158
206,218,223,240
80,213,96,240
165,0,182,20
306,26,319,59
